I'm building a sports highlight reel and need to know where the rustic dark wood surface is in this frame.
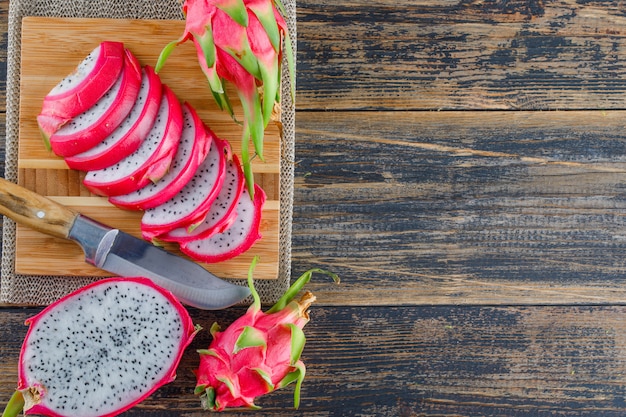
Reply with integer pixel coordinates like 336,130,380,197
4,0,626,415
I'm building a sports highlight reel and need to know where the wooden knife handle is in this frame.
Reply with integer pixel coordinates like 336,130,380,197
0,177,78,240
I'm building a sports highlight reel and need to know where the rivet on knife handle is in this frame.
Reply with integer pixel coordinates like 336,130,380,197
0,177,78,239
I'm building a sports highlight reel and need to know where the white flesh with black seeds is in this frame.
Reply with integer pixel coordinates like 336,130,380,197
21,281,184,417
142,138,222,226
53,69,125,136
184,186,254,255
71,68,153,158
111,105,201,204
49,46,99,95
165,154,242,241
84,89,172,182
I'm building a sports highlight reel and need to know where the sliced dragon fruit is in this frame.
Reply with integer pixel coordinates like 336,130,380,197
64,65,163,171
141,137,228,241
180,184,266,263
160,152,244,243
83,85,183,197
108,102,213,210
2,277,198,417
37,41,125,143
48,48,143,157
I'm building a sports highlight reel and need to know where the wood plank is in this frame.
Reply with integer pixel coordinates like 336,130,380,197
15,17,282,279
297,0,626,111
291,109,626,305
4,304,626,415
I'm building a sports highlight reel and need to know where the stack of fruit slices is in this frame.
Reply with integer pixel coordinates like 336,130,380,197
37,41,265,263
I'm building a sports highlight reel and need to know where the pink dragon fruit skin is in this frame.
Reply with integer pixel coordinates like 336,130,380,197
195,258,339,411
3,277,199,417
64,65,163,171
38,41,126,142
82,84,184,197
159,152,245,243
140,135,228,241
179,183,265,263
107,102,212,210
156,0,295,197
49,49,143,157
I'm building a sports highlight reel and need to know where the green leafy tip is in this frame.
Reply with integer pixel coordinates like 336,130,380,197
249,2,281,52
199,386,217,410
267,268,340,314
247,255,262,311
234,326,267,354
288,323,306,365
197,348,219,357
216,0,249,27
209,322,221,337
240,122,256,198
193,30,217,79
1,390,25,417
194,384,207,396
277,360,306,409
253,367,275,391
155,39,180,74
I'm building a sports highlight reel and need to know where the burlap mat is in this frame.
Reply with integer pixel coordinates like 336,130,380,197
0,0,295,306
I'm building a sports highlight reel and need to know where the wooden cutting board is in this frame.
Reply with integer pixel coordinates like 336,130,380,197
15,17,281,280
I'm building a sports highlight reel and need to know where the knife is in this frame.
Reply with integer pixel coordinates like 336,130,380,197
0,177,251,310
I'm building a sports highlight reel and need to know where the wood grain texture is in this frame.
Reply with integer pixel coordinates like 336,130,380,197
5,305,626,416
296,0,626,111
16,17,281,279
291,109,626,305
4,0,626,415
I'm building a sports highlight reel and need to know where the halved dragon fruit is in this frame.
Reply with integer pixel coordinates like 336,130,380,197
64,65,163,171
48,49,143,157
160,152,244,243
108,102,212,210
141,137,228,242
83,85,183,197
37,41,125,143
2,277,198,417
180,184,265,263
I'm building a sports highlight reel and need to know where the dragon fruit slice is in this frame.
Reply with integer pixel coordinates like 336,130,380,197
194,257,339,411
2,277,198,417
108,102,212,210
37,41,125,143
141,136,228,241
179,183,265,263
160,152,244,243
48,49,143,157
64,65,163,171
83,85,183,197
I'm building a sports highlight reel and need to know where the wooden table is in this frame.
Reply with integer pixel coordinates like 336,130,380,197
4,0,626,415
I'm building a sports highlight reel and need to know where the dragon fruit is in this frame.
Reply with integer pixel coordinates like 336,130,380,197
49,48,143,157
141,136,228,241
179,183,265,263
2,277,198,417
64,65,163,171
108,102,212,210
37,41,125,143
156,0,295,196
195,257,339,411
83,85,183,196
160,152,244,243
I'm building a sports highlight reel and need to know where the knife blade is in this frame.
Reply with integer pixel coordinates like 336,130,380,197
0,177,251,310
